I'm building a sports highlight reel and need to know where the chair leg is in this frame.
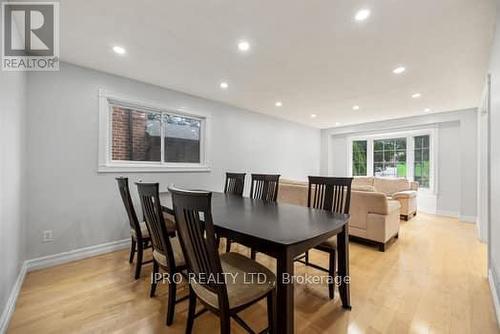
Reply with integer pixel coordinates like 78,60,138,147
150,260,159,298
225,239,232,253
134,240,143,279
129,238,136,263
250,249,256,260
305,250,310,265
166,276,177,326
328,250,336,300
267,290,277,334
220,312,231,334
186,287,197,334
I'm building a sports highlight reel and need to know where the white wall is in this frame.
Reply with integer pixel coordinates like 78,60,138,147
25,63,320,259
487,0,500,318
0,70,27,327
320,109,477,219
436,121,461,215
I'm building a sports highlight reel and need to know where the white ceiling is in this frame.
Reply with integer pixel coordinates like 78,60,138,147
58,0,496,128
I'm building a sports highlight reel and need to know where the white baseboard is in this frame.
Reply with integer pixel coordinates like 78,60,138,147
433,210,477,224
25,238,129,272
488,269,500,328
0,262,27,334
436,210,460,218
460,215,477,224
0,238,130,333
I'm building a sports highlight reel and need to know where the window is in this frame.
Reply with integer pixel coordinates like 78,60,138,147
111,107,161,162
98,90,209,172
414,135,430,188
348,130,435,190
164,115,201,163
373,138,406,178
352,140,367,176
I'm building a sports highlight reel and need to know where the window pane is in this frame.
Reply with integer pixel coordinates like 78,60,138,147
373,137,407,178
396,138,406,150
396,150,406,162
352,140,367,176
164,115,201,163
414,135,430,188
384,140,394,150
111,106,161,162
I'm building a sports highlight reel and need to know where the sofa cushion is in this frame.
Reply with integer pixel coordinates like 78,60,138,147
392,190,417,199
352,185,376,192
278,179,308,206
373,178,411,195
352,177,374,187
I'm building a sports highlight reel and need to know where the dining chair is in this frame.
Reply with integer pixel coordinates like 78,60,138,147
116,177,153,279
136,182,188,326
223,172,245,253
224,172,246,196
249,173,280,202
296,176,352,299
249,174,280,259
168,186,276,334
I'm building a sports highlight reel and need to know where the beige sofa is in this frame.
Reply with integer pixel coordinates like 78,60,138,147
353,177,418,220
278,179,401,251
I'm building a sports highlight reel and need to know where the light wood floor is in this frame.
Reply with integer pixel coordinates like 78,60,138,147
8,213,499,333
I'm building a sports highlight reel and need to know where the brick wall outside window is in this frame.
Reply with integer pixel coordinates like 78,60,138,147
111,107,160,161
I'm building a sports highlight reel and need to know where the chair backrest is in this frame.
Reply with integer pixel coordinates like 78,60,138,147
307,176,353,214
168,186,229,308
224,172,245,196
116,177,143,238
250,174,280,202
136,182,178,269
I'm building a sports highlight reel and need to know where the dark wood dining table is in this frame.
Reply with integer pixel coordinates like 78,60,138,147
160,191,351,334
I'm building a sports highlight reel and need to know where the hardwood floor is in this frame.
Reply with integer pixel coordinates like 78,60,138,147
8,213,499,333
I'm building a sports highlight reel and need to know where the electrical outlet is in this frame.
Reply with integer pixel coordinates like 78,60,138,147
42,230,54,242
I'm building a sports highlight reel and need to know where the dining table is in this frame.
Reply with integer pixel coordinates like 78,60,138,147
160,191,351,334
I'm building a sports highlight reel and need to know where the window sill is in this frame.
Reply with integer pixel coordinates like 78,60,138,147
97,164,211,173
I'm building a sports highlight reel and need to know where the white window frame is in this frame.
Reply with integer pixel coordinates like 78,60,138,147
98,89,211,173
347,128,438,193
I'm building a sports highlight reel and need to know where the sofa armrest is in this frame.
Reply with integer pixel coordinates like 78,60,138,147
409,181,419,191
392,190,417,200
351,191,390,215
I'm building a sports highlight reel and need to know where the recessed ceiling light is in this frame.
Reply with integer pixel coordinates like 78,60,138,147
310,114,317,118
335,122,342,126
424,108,431,112
219,82,229,89
112,46,126,55
393,66,406,74
355,9,371,21
352,105,360,110
275,101,283,107
412,93,422,98
238,40,250,52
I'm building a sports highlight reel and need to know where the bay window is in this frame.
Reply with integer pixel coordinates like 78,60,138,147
348,130,435,190
352,140,368,176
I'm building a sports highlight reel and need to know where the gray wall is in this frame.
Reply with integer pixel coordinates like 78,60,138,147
319,109,478,219
488,0,500,311
25,63,321,259
0,70,27,324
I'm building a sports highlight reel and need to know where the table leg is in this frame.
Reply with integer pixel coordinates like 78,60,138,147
337,224,351,309
276,251,294,334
